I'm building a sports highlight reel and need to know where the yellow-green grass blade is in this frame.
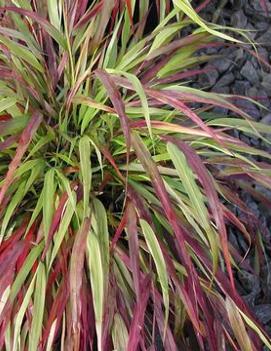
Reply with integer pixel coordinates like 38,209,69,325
167,142,219,272
29,263,46,351
140,219,169,339
79,136,92,217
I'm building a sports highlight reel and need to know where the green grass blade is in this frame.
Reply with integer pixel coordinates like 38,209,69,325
43,169,55,240
29,263,46,351
140,219,169,338
79,136,92,217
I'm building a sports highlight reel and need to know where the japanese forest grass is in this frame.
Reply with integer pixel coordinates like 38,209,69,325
0,1,271,350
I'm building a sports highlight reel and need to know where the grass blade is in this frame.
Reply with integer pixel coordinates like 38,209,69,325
29,263,46,351
79,136,92,217
140,219,169,339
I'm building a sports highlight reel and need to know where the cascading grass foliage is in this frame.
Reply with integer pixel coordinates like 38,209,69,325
0,0,271,350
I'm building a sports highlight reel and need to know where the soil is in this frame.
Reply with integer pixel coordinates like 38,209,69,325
191,0,271,346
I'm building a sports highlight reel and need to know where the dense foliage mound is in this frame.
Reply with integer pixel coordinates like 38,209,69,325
0,1,271,350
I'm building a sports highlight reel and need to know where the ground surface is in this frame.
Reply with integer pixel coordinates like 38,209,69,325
192,0,271,344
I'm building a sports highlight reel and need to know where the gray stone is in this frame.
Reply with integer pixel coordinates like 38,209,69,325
240,61,259,85
199,67,219,87
231,9,247,28
261,113,271,125
213,86,230,94
236,98,261,120
230,0,246,10
247,86,258,96
214,73,235,88
246,87,270,109
254,305,271,324
258,47,269,63
246,23,257,40
261,74,271,94
257,29,271,45
255,21,270,31
234,48,246,63
231,80,251,95
212,106,229,115
249,0,271,14
237,270,260,292
212,58,232,73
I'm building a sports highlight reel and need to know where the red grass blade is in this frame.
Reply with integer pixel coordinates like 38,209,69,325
147,88,222,144
163,136,236,291
131,133,205,337
0,6,66,48
259,0,268,14
69,217,91,351
95,69,131,158
74,1,104,29
127,275,151,351
126,201,141,301
125,0,133,24
0,112,42,206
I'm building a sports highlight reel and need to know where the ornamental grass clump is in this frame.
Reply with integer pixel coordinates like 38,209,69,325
0,1,271,350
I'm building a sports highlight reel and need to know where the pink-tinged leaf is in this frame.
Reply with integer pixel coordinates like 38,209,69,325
74,1,104,29
147,89,223,144
81,274,96,351
92,0,114,49
127,275,151,351
70,0,89,29
259,0,268,14
158,88,250,120
0,115,29,137
0,241,26,296
153,290,178,351
0,220,27,255
95,69,131,159
55,53,69,87
226,297,254,351
157,236,203,337
109,74,224,146
42,280,69,349
42,182,78,260
117,244,208,348
41,191,69,260
125,0,133,24
140,55,172,85
69,217,90,351
0,135,18,152
181,229,270,347
126,201,140,301
195,0,212,13
101,279,116,351
46,246,69,294
111,207,128,250
0,114,11,122
163,136,236,291
0,241,26,276
0,7,66,48
223,206,251,245
0,68,40,101
0,112,42,206
129,119,234,143
127,185,153,224
131,133,207,338
101,147,125,181
145,33,208,61
153,67,215,85
0,307,12,349
16,222,37,272
43,32,58,90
